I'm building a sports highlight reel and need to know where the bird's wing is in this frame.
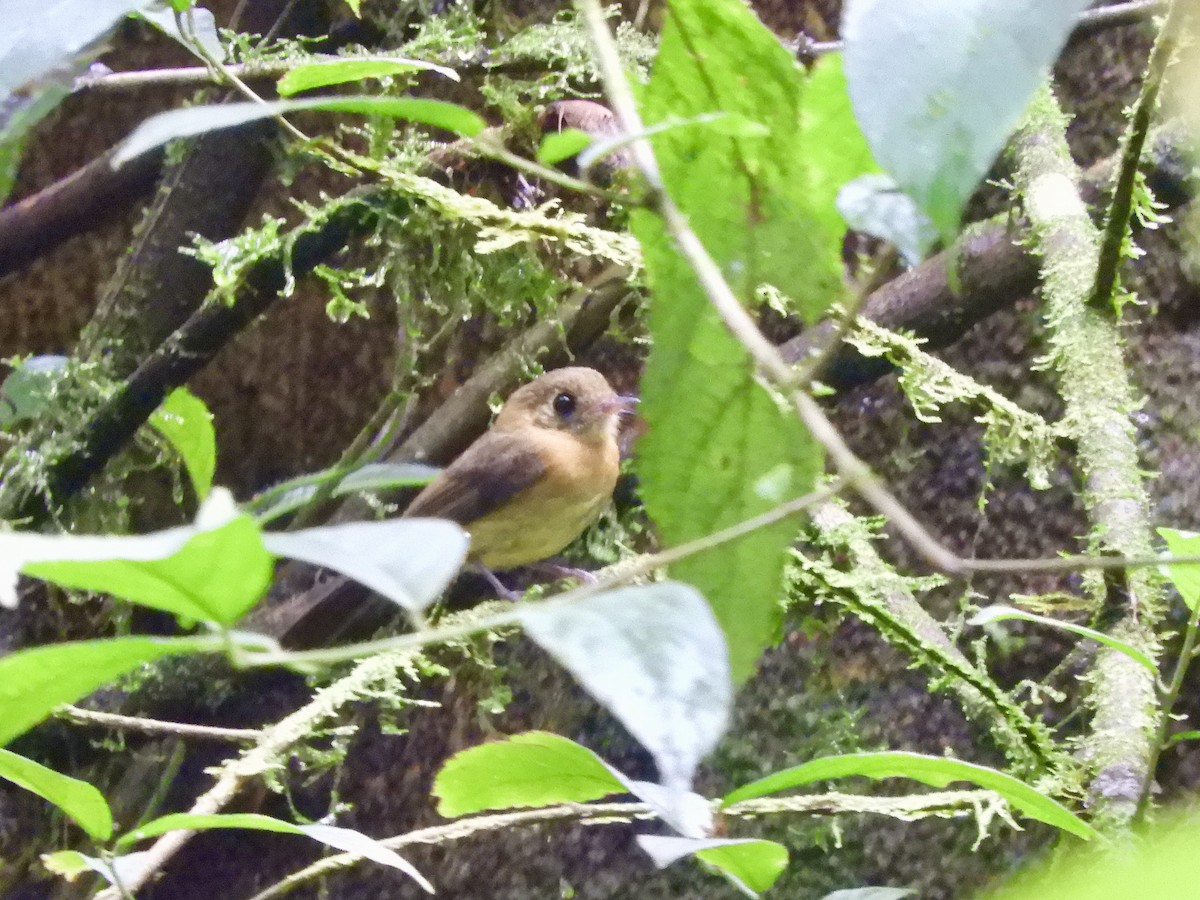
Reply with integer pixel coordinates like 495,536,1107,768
403,429,546,525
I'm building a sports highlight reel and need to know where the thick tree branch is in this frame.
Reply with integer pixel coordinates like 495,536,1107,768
0,149,162,280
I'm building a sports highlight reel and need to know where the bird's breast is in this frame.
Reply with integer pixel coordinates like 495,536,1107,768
466,430,619,570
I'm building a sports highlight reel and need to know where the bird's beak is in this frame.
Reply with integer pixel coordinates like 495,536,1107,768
601,395,640,417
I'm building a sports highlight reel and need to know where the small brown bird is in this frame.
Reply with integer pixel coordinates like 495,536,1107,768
404,367,634,572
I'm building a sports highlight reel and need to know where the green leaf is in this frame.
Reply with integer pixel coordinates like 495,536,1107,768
42,849,152,888
24,514,273,626
277,57,458,96
432,731,626,817
969,605,1157,675
263,519,468,614
0,635,217,745
842,0,1091,240
634,0,828,683
638,836,788,897
987,809,1200,900
149,387,216,500
246,462,439,524
836,174,936,267
0,355,68,428
0,86,69,205
722,751,1098,841
119,813,433,891
1159,528,1200,611
517,583,731,793
696,840,789,894
0,748,112,839
536,128,593,165
798,53,880,242
113,96,487,165
0,0,142,102
134,4,224,62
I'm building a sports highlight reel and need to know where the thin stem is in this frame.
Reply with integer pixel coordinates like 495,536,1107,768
1090,0,1183,309
175,8,312,145
1142,596,1200,816
57,706,261,743
471,133,630,205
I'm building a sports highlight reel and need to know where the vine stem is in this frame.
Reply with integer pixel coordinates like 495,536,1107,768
1090,0,1183,309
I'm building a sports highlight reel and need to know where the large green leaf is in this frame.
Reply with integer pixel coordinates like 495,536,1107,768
842,0,1091,241
517,584,731,794
432,731,626,818
0,636,216,745
0,748,112,839
634,0,832,684
24,514,273,626
721,751,1098,840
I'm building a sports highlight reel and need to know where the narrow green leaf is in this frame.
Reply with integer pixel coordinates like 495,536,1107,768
635,0,828,683
722,751,1098,840
120,813,433,891
0,635,217,745
149,387,216,500
0,748,112,839
1159,528,1200,611
247,462,438,524
970,605,1157,675
113,96,486,166
536,128,593,165
277,57,458,97
119,812,306,844
25,514,273,626
432,731,626,818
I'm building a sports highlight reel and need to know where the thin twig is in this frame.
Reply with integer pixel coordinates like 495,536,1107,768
58,706,261,743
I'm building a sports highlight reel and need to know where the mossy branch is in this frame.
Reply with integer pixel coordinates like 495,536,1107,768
248,788,1000,900
802,503,1067,779
1011,85,1165,832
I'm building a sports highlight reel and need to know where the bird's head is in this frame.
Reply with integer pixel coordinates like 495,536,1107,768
494,367,636,444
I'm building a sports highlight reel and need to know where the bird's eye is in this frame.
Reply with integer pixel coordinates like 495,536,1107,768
552,391,577,418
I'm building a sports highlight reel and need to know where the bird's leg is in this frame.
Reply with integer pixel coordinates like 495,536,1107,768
470,563,522,601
